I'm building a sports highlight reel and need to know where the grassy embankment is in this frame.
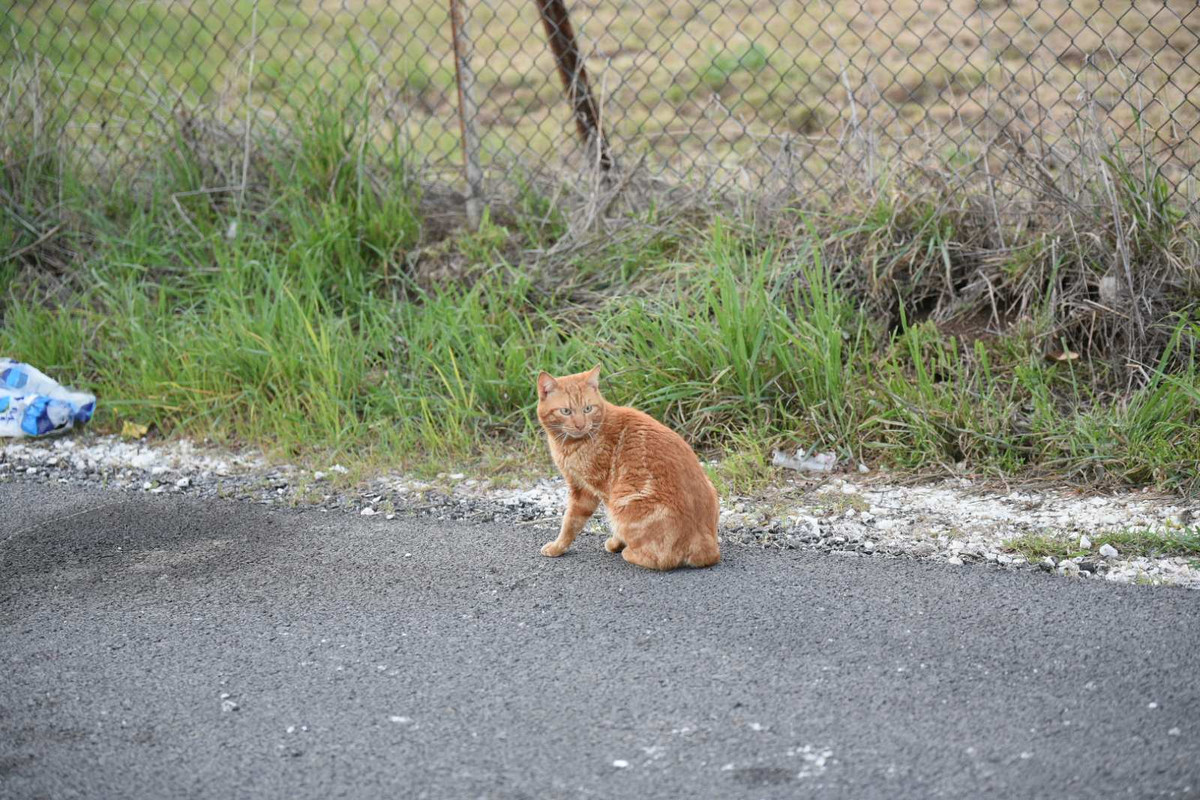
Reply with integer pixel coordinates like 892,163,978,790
4,94,1199,494
3,1,1198,493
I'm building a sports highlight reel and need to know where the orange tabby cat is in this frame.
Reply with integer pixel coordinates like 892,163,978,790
535,365,720,570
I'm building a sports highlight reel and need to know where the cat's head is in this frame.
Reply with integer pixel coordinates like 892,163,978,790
536,365,605,440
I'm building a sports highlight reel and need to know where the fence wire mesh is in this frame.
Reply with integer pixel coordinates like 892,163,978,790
4,0,1199,198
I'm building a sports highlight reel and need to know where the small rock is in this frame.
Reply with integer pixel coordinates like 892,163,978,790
858,463,869,474
792,516,820,539
1058,561,1081,577
221,699,239,712
1079,534,1092,549
385,514,396,520
1168,727,1181,736
360,507,377,516
947,556,964,566
175,476,191,488
448,473,465,481
1099,543,1119,558
1040,556,1056,571
330,464,349,474
862,541,875,553
612,760,629,769
142,481,152,490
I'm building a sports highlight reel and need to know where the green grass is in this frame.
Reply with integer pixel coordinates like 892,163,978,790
1004,527,1200,561
702,42,771,90
2,93,1200,489
809,490,871,516
704,427,778,496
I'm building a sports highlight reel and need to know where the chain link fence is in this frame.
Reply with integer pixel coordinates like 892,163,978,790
4,0,1198,198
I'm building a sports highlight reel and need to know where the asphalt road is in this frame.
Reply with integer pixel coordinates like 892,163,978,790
1,481,1198,800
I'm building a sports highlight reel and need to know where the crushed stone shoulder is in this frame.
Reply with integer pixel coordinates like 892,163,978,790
2,434,1197,588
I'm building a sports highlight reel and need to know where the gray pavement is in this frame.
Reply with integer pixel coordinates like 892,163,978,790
1,480,1198,799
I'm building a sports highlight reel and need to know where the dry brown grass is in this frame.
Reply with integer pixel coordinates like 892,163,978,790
457,0,1200,190
7,0,1199,194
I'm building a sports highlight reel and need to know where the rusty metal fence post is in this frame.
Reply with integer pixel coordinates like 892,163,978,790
534,0,613,172
449,0,485,228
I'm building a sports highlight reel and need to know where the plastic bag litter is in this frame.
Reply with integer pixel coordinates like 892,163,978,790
772,447,838,473
0,359,96,438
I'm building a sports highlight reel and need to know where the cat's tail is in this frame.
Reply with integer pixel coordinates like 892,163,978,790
683,487,721,568
684,534,720,568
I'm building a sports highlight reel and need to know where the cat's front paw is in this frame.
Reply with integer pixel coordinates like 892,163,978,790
540,541,567,557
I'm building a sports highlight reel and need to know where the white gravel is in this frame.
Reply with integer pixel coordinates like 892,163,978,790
3,434,1197,588
468,473,1198,588
2,435,260,478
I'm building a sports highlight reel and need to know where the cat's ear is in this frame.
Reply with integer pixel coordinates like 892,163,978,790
537,371,558,400
585,363,601,389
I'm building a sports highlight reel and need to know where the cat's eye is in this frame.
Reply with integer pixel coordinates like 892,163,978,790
583,405,595,413
558,408,572,416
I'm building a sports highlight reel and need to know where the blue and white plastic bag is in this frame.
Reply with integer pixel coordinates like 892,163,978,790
0,359,96,437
